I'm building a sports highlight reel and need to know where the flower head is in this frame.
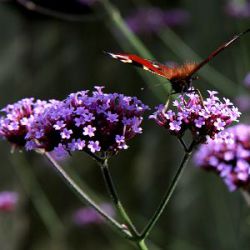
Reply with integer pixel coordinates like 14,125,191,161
72,203,115,226
150,91,241,143
194,124,250,191
0,98,55,148
125,7,190,34
0,191,18,212
26,87,149,156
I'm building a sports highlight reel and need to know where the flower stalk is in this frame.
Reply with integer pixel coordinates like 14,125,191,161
44,152,132,239
140,140,196,240
99,158,139,237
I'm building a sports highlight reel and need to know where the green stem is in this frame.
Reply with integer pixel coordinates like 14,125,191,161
44,152,132,239
241,190,250,207
101,0,152,58
140,141,196,240
137,240,149,250
178,137,188,152
10,154,64,238
65,157,159,249
100,159,139,237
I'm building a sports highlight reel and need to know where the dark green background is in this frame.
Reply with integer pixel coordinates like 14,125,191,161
0,1,250,249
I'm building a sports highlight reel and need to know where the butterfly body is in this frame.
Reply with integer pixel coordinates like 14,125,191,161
106,28,250,93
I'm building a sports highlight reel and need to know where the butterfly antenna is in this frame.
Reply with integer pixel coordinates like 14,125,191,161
190,28,250,76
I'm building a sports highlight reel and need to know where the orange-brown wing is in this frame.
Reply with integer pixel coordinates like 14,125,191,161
105,52,173,79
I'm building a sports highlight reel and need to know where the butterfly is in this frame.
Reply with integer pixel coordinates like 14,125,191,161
106,29,250,94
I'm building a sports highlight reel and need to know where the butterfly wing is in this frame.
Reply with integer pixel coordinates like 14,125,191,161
187,28,250,77
106,52,172,79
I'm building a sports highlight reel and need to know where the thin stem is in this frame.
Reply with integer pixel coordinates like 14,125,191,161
100,159,139,238
140,141,196,240
178,137,188,152
241,190,250,207
136,240,149,250
65,158,160,249
44,152,132,239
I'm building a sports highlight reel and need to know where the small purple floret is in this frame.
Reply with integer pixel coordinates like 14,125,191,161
88,140,101,153
83,125,96,137
0,191,18,212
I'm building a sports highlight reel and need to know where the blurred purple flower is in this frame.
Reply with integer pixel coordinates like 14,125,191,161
0,191,18,212
243,72,250,87
77,0,97,6
50,144,70,161
73,203,115,226
125,7,190,34
26,86,149,156
235,95,250,112
0,98,56,148
194,124,250,191
225,1,250,18
150,90,241,143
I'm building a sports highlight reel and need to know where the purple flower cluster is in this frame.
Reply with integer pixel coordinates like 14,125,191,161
73,203,115,226
194,124,250,191
125,7,190,34
0,98,54,148
150,91,241,143
0,191,18,212
225,1,250,18
25,87,149,156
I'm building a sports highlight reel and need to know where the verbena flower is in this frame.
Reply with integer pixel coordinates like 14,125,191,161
73,203,115,226
77,0,97,7
26,87,149,156
235,95,250,112
0,191,18,212
225,0,250,18
194,124,250,191
0,98,55,148
150,91,241,143
125,7,190,34
243,72,250,87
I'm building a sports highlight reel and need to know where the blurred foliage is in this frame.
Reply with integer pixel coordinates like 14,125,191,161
0,0,250,250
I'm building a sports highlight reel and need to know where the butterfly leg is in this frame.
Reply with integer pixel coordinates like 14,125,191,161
186,88,204,106
193,88,204,107
163,89,177,111
163,93,172,112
